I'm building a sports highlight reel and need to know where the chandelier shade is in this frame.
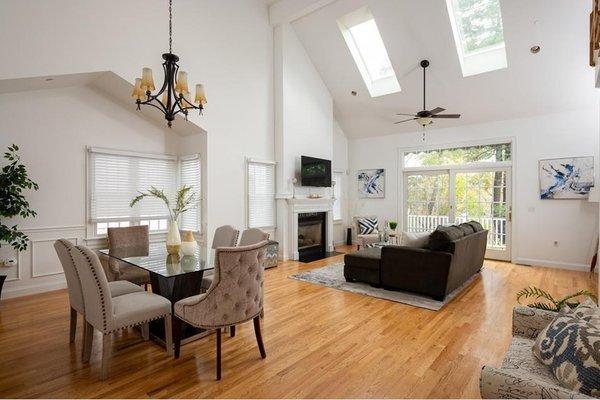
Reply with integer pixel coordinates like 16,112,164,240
132,0,206,127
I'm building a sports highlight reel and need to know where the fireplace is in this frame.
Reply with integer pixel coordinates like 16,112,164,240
298,212,326,262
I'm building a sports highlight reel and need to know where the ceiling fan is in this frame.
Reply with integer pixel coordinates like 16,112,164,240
395,60,461,127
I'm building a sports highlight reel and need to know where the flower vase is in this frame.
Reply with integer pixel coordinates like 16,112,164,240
181,230,198,256
166,220,181,255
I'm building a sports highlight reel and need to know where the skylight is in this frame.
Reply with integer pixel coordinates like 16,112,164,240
446,0,508,77
337,7,400,97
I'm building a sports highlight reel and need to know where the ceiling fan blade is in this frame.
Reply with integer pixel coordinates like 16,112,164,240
394,118,417,124
429,107,446,115
396,113,417,117
431,114,461,119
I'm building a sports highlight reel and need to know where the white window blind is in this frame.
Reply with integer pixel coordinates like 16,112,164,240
180,155,201,232
247,160,275,228
333,172,343,221
89,149,178,223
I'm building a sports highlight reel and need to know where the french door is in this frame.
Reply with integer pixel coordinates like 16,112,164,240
404,167,512,261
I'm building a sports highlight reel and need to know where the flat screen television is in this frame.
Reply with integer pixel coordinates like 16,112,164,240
301,156,332,187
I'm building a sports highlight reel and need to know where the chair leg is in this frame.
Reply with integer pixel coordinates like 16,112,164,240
253,316,266,359
69,307,77,343
173,316,182,359
101,333,111,380
141,323,149,341
164,316,173,357
230,325,236,338
216,328,222,381
83,321,94,363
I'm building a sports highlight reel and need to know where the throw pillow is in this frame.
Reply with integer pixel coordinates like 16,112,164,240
571,298,600,326
467,220,484,232
400,231,430,248
458,223,475,235
532,314,600,396
358,217,378,235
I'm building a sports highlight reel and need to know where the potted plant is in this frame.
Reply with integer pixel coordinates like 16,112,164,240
388,221,398,232
130,185,196,255
0,144,39,299
517,286,597,311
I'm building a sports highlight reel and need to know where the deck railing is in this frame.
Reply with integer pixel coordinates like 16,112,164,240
407,215,506,249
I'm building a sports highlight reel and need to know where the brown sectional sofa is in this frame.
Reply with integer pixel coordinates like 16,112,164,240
344,222,488,301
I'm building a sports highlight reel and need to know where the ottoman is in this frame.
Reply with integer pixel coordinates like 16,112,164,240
343,247,382,286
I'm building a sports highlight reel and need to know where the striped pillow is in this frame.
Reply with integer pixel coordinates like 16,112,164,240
358,217,378,235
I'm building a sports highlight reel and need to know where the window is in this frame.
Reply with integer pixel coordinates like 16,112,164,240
88,148,201,236
404,142,511,168
332,172,343,221
337,7,400,97
180,155,201,232
247,160,275,228
446,0,507,77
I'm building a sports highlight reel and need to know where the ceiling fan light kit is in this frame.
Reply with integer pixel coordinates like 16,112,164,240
394,60,461,127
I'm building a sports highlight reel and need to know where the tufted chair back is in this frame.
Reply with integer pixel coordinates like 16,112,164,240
70,245,113,333
175,241,268,329
54,239,84,314
211,225,239,249
108,225,149,258
238,228,269,246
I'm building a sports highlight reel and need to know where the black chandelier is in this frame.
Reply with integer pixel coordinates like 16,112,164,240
132,0,206,127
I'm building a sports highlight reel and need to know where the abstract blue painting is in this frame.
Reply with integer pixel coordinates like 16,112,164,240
358,169,385,198
539,157,594,199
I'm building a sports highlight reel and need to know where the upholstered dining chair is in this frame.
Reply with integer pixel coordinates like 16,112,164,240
200,225,240,291
238,228,269,246
70,245,172,380
106,225,150,286
54,239,144,355
173,241,269,380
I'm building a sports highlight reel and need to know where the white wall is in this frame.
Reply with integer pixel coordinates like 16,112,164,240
348,109,599,270
333,119,349,245
0,0,274,254
273,23,335,258
0,85,180,297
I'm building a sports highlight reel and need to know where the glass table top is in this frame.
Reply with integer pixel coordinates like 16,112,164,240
99,242,211,278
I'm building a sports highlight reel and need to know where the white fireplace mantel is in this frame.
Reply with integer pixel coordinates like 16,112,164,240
286,197,335,260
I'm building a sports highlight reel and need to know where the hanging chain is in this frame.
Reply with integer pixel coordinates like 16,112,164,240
169,0,173,53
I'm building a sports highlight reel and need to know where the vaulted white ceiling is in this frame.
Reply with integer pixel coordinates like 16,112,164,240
290,0,599,138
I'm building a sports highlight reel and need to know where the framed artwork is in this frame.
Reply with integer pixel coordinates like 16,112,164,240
358,169,385,198
539,157,594,199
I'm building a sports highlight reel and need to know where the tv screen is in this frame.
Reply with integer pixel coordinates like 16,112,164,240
301,156,332,187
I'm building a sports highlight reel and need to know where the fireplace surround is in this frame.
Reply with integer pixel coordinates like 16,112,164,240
284,198,334,261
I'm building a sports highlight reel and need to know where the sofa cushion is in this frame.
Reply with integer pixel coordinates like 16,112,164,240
467,220,484,232
502,336,558,386
532,313,600,396
358,217,378,235
458,223,475,235
429,225,464,251
344,248,382,271
400,231,430,248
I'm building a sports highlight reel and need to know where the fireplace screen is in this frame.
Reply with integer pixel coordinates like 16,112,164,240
297,212,326,262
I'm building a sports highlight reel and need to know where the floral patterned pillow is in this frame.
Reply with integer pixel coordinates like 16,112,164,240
532,312,600,396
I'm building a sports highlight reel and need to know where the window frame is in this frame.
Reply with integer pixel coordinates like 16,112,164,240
86,147,202,240
246,158,277,230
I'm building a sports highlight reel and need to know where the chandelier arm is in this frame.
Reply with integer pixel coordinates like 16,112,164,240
151,61,170,102
139,100,169,114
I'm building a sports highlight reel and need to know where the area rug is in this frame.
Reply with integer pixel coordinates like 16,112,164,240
289,262,481,311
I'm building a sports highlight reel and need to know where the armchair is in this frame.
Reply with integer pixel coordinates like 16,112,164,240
353,216,380,250
480,306,593,399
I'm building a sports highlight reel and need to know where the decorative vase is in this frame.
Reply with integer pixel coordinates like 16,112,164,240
181,230,198,256
166,220,181,255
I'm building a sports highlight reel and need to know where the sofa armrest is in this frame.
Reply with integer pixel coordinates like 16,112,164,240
480,366,589,399
512,306,557,339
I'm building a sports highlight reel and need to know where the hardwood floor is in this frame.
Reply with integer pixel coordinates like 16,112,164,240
0,245,596,398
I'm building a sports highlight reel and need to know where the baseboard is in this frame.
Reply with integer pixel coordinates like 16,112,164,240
2,280,67,299
514,258,589,272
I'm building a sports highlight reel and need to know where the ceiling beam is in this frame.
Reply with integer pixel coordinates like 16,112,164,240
269,0,337,26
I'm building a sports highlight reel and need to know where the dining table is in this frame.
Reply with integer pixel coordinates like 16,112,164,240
99,242,212,346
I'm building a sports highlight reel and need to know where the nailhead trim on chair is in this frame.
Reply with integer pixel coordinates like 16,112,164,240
106,312,172,334
59,240,86,313
75,246,109,333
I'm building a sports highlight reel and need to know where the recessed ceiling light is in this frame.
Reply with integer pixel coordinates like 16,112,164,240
351,91,357,96
530,45,541,54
